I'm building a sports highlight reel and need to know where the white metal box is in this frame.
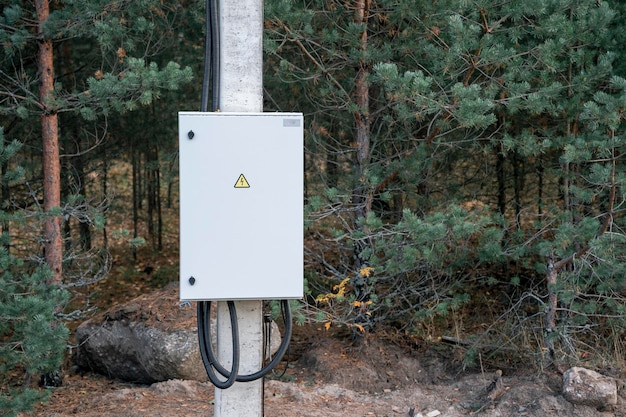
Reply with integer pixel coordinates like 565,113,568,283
179,112,303,301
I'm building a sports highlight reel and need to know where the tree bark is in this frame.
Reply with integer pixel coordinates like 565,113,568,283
1,133,9,252
351,0,371,304
146,144,162,251
154,146,162,251
102,144,108,251
496,144,505,216
37,0,63,285
512,151,522,229
131,139,138,262
543,257,557,363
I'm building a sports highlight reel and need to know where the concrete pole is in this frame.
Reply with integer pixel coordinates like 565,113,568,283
215,1,264,416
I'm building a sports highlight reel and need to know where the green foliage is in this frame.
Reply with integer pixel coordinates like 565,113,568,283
267,0,626,367
0,0,196,287
0,130,69,416
0,263,69,417
364,205,502,323
148,264,178,288
310,203,503,329
268,299,306,327
0,0,194,145
86,59,193,116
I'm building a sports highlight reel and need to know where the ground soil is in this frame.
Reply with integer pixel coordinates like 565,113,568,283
27,316,626,417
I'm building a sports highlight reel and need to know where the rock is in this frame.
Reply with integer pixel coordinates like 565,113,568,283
150,379,202,396
76,284,283,384
76,319,205,384
75,285,206,384
562,367,617,409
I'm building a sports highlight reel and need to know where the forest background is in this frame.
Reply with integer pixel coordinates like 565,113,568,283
2,0,626,414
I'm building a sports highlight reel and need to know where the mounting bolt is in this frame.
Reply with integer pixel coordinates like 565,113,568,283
187,130,195,139
188,276,196,285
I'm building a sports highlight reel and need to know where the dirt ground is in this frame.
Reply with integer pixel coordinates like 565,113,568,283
20,264,626,417
29,322,626,417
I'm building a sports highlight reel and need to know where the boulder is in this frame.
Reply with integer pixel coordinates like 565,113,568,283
562,366,617,409
76,284,282,384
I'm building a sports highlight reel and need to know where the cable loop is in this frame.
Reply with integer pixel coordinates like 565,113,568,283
197,300,293,386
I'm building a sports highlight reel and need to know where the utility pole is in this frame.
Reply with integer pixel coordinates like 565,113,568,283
215,1,264,416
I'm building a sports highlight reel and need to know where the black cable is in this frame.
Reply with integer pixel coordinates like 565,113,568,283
209,0,220,111
200,0,211,112
202,300,293,382
201,0,220,112
197,301,240,389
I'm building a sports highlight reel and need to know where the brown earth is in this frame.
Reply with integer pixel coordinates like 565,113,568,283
27,317,626,417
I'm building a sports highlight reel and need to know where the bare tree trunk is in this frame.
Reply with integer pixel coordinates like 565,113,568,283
543,257,558,364
137,149,143,210
537,161,544,217
131,140,139,262
496,144,505,216
351,0,371,304
76,154,92,251
512,151,523,229
102,144,108,251
146,145,162,250
154,146,162,251
147,151,154,245
37,0,62,285
1,133,10,252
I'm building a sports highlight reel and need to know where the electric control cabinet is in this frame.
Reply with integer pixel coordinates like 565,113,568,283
179,112,304,301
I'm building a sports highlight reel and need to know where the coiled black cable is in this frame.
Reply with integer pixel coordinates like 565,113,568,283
197,301,239,389
201,300,292,382
198,300,293,385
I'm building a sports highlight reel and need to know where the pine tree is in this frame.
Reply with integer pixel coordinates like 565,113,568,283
0,0,193,398
0,1,193,284
267,0,626,363
264,0,509,328
373,0,626,363
0,128,69,416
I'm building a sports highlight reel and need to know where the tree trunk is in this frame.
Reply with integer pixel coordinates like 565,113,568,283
146,144,162,251
512,151,522,229
77,158,92,251
537,160,544,217
351,0,371,304
154,146,162,251
137,149,143,210
102,144,108,251
543,257,558,365
37,0,63,285
496,144,505,216
146,150,154,247
131,140,139,262
1,134,10,252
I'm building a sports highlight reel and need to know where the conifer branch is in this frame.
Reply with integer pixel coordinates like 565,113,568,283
273,18,352,104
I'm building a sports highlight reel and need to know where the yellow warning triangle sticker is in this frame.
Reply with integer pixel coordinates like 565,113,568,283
234,174,250,188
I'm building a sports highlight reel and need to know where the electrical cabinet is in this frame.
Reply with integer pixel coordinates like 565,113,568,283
179,112,303,301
